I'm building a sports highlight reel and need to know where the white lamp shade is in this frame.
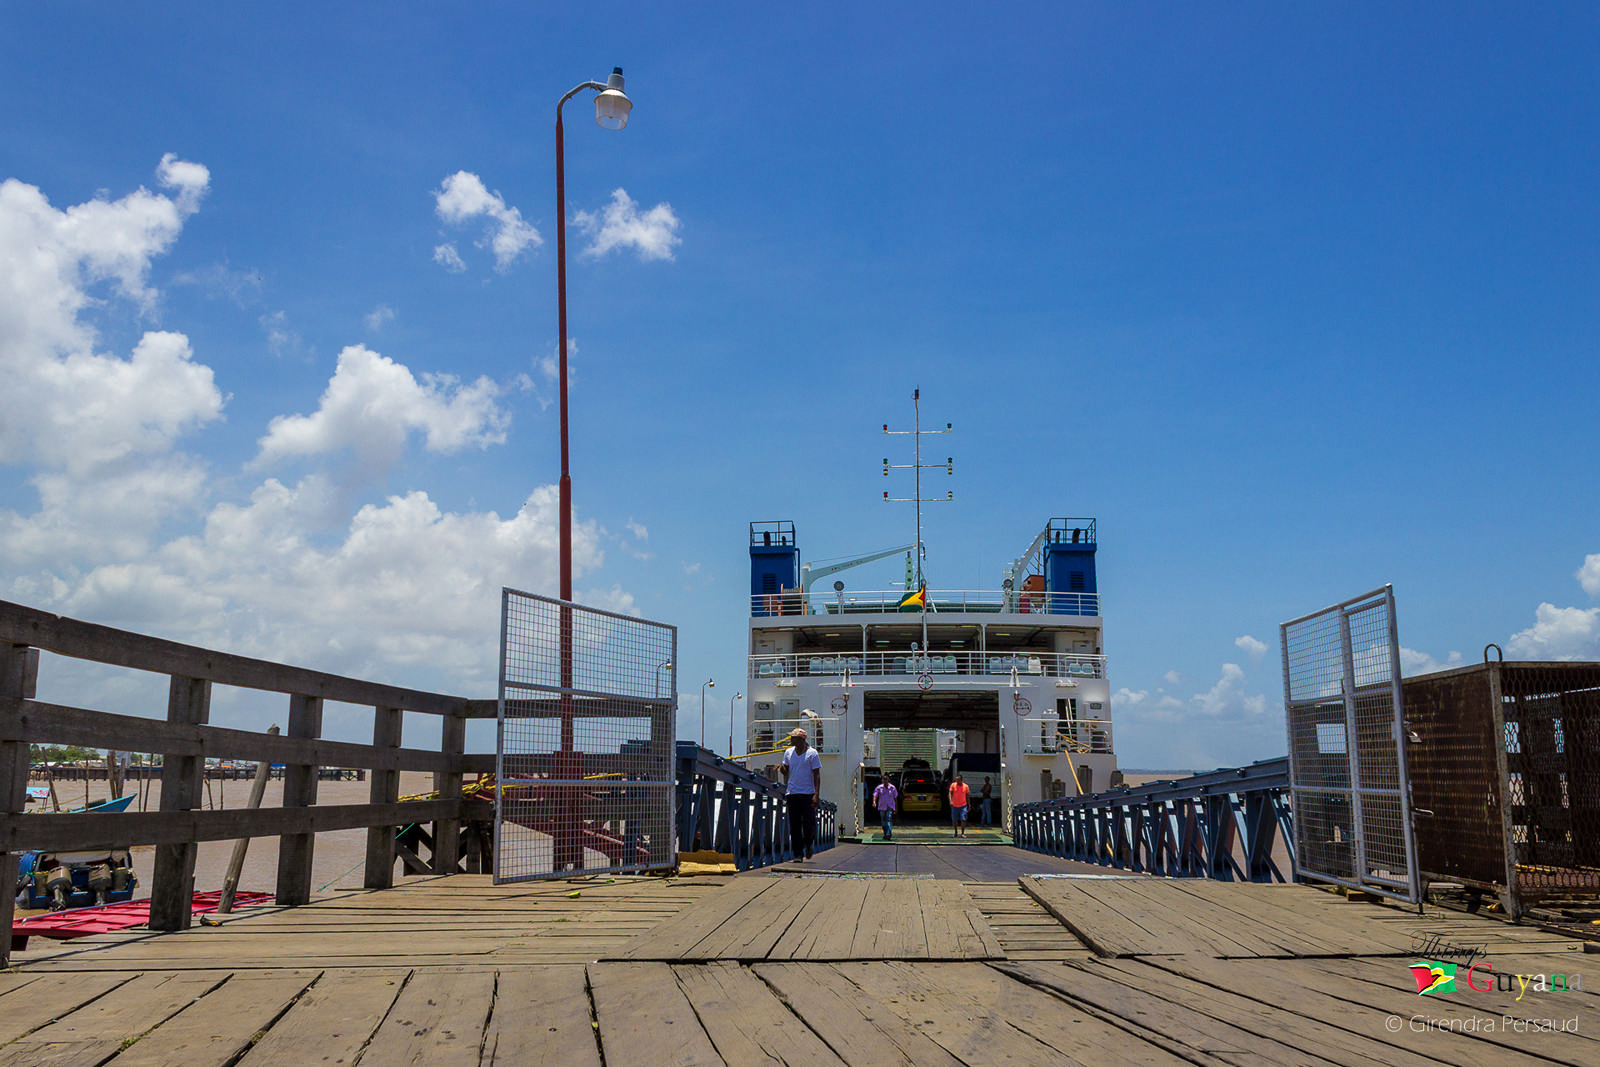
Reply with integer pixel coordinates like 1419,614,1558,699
595,89,631,130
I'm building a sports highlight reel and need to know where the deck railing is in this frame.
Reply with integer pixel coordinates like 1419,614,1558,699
1016,717,1114,755
751,589,1101,618
751,650,1106,681
1,598,496,966
747,716,844,755
1012,758,1294,882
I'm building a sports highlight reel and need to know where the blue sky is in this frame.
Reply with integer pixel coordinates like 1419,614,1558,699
2,4,1597,770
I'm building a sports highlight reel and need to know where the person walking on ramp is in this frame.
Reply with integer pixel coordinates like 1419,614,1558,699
781,727,822,859
872,776,899,842
949,774,970,838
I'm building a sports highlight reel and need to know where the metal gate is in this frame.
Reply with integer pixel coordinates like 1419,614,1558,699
1280,585,1420,903
496,588,677,880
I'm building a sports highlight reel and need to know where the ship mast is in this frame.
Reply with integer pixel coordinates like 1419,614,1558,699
883,388,953,648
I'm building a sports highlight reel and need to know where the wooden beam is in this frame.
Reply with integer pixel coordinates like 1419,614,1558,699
364,706,402,889
149,674,210,931
430,714,465,875
0,598,492,718
276,694,324,906
1,644,39,969
1,799,460,852
1,699,471,773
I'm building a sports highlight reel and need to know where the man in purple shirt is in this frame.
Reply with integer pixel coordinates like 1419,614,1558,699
871,777,899,842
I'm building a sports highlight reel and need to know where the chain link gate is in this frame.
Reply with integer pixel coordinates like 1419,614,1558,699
1281,585,1421,903
496,588,677,880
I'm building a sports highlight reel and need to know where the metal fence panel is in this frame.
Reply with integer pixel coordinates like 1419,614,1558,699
1281,585,1419,902
496,589,677,880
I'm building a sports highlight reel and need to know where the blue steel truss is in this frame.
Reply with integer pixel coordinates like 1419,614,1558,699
675,742,837,870
1012,757,1294,882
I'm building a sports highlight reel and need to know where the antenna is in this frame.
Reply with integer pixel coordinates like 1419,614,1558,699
882,387,953,590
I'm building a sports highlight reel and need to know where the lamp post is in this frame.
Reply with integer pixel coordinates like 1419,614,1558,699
700,679,715,748
553,68,631,871
728,692,743,758
654,660,673,697
555,67,631,607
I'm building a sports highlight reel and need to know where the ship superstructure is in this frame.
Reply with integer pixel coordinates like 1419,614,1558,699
744,518,1118,837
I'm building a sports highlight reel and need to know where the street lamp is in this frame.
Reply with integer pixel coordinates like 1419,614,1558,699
700,679,715,748
555,66,631,606
553,67,631,872
654,660,673,697
728,692,743,758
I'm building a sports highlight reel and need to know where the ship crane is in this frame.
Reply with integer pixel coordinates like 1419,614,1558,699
800,544,916,597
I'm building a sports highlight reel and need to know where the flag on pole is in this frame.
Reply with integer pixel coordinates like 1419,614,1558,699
897,582,927,612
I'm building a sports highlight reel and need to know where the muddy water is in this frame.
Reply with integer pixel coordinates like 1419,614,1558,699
20,771,441,913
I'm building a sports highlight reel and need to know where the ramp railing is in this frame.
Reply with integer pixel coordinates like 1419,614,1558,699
1,599,496,968
1012,757,1293,881
675,743,836,870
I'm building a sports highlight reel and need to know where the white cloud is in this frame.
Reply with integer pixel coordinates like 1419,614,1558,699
0,159,226,570
1234,634,1268,660
254,344,511,482
433,243,466,273
1192,663,1267,718
52,481,603,688
365,304,395,333
260,310,302,358
1399,647,1464,676
625,519,648,540
1507,603,1600,661
1578,553,1600,598
0,158,625,731
156,153,210,215
1162,669,1184,685
575,188,681,261
433,172,540,272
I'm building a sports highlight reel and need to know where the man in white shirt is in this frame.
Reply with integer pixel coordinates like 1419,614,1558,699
780,727,822,860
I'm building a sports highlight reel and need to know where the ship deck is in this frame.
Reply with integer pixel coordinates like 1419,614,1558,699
3,845,1595,1065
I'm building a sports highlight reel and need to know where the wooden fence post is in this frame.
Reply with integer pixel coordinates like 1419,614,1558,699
276,694,323,906
1,644,40,969
431,713,465,874
364,706,402,889
149,674,211,931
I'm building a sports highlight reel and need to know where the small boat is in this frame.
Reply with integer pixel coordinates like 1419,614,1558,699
60,795,138,815
9,890,276,951
22,793,137,815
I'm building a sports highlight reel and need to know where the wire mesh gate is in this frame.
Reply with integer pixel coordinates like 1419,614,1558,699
1404,657,1600,919
496,588,677,880
1280,585,1420,903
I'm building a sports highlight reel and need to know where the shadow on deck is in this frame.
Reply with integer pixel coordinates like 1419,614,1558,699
2,855,1595,1065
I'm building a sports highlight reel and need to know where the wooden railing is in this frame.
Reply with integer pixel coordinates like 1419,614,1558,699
1,599,496,966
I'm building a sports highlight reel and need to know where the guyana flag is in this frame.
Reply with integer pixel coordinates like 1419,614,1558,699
897,583,927,612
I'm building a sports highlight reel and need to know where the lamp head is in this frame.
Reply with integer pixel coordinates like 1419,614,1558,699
595,67,631,130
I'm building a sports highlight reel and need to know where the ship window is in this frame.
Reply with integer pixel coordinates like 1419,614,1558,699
1069,571,1085,591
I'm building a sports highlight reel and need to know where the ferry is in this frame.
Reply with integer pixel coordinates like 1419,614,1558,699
743,516,1119,837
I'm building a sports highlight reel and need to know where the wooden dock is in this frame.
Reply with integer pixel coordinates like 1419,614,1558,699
3,844,1595,1066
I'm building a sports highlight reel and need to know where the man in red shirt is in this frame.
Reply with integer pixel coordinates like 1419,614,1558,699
948,774,970,838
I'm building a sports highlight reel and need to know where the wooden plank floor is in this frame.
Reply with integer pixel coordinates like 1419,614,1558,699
3,862,1595,1064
